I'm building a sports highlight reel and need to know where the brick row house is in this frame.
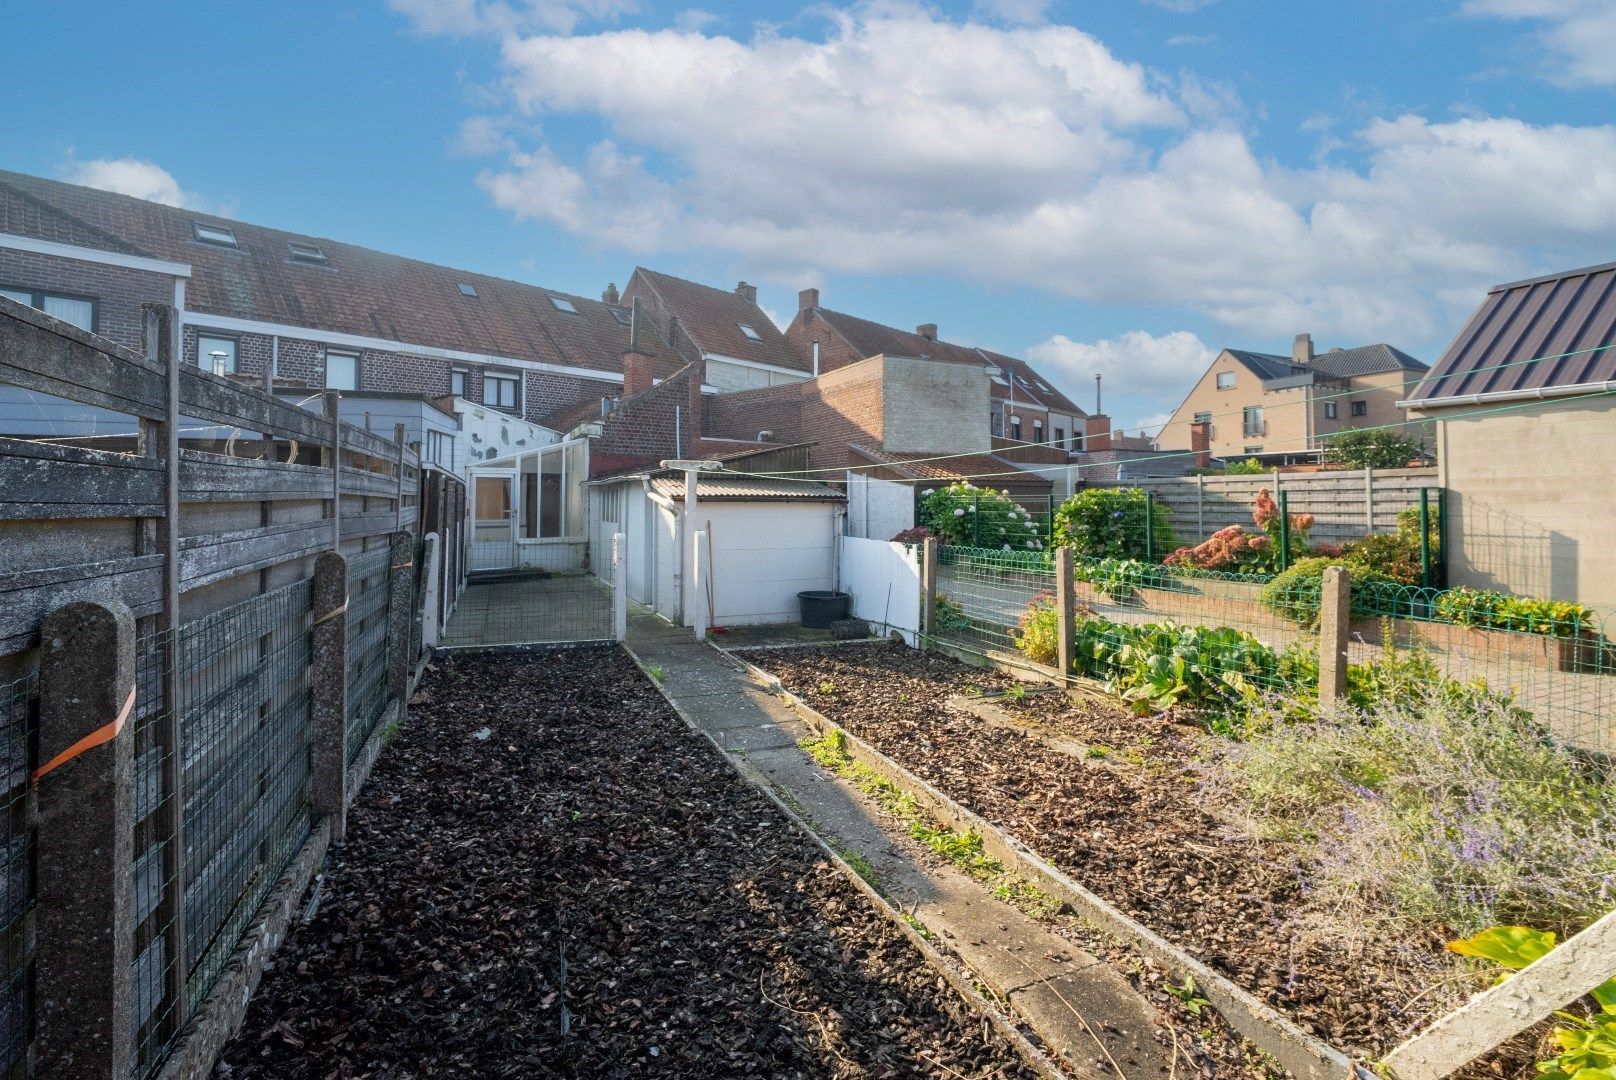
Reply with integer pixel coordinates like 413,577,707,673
1155,332,1432,466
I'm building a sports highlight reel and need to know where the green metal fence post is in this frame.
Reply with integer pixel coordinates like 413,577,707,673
1144,491,1155,562
1278,489,1292,572
972,493,981,547
1419,488,1432,589
1436,487,1449,589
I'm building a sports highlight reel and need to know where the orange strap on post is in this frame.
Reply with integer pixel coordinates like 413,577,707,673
32,685,136,785
390,561,413,572
312,597,349,628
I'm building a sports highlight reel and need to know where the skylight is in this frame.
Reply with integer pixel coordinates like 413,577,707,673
737,323,762,342
550,296,579,314
458,282,478,297
193,222,237,248
610,307,632,326
288,241,327,264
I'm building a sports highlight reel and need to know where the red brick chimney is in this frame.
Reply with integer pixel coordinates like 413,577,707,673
916,323,938,341
602,282,620,305
623,350,654,397
735,281,757,305
798,287,819,311
1085,414,1112,452
1190,420,1211,468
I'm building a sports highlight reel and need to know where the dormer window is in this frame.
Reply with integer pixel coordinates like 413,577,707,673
193,222,237,248
549,296,579,314
458,282,479,297
737,322,762,342
288,241,327,264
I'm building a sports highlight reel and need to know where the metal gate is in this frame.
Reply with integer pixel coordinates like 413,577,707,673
443,532,628,649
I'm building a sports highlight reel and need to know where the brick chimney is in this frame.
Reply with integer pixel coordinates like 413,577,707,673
623,350,655,397
735,281,757,305
1292,332,1314,364
916,323,938,341
1085,414,1112,452
1190,420,1211,469
798,287,819,312
602,282,620,305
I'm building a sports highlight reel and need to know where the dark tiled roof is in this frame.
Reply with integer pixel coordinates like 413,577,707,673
848,444,1052,489
647,472,844,501
1228,344,1426,385
1407,260,1616,404
631,267,807,372
0,170,684,379
813,308,1086,415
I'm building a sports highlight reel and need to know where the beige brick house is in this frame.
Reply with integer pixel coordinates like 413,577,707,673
1156,333,1430,464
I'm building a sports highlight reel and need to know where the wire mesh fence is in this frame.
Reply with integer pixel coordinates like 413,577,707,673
932,543,1616,759
0,674,34,1080
440,572,616,648
346,547,393,766
131,579,316,1078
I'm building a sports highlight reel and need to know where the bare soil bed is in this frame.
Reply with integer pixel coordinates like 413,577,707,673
215,647,1041,1079
742,642,1480,1064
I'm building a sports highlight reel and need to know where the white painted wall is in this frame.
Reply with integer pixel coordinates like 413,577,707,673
839,536,920,644
698,502,839,625
846,474,915,540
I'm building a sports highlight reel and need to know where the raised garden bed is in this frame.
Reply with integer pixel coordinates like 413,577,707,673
214,648,1042,1078
741,642,1539,1075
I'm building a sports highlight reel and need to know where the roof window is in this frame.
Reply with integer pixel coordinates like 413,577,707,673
193,222,237,248
737,322,763,342
458,282,479,298
610,307,632,326
549,296,579,314
288,241,327,264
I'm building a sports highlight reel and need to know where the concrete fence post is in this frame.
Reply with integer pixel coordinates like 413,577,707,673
386,530,414,717
1055,546,1077,680
920,537,938,646
1318,565,1351,706
420,533,441,650
310,551,350,841
612,532,628,642
690,529,709,642
34,598,136,1080
1364,467,1375,533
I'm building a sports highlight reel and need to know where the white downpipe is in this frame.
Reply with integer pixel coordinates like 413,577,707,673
612,531,628,642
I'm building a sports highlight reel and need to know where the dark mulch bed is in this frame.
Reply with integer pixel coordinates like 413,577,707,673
215,648,1040,1079
743,643,1476,1064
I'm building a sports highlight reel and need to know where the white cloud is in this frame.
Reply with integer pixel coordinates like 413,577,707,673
1461,0,1616,88
673,7,718,32
973,0,1053,24
1166,33,1217,46
428,5,1616,347
61,156,210,210
1026,329,1215,403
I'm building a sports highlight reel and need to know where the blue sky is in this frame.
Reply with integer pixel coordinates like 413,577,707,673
5,0,1615,432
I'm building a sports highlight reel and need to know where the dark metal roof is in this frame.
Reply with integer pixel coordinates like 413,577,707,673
1406,260,1616,404
1228,345,1426,386
1227,350,1293,380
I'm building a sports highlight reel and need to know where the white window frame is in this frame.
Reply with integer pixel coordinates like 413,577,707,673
325,350,360,391
193,222,238,248
196,333,239,375
483,371,520,409
1216,371,1236,390
0,286,96,332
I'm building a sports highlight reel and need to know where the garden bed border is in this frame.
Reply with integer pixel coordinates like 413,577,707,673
622,643,1069,1080
725,644,1366,1080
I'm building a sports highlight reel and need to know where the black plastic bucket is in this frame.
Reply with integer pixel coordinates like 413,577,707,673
797,590,851,629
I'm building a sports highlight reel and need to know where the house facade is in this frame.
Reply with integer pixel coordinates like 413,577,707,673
783,288,1091,453
1405,260,1616,610
1156,333,1430,464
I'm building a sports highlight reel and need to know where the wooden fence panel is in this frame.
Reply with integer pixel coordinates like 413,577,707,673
0,439,163,520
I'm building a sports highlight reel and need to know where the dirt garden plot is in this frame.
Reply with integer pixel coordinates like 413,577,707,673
214,648,1042,1079
741,642,1520,1071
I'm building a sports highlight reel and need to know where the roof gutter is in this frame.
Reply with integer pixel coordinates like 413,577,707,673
1399,380,1616,411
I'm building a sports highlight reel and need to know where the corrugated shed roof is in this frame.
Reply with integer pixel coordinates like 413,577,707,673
0,169,686,379
1406,260,1616,404
647,472,844,501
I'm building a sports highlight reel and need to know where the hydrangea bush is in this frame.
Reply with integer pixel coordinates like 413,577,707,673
917,481,1045,552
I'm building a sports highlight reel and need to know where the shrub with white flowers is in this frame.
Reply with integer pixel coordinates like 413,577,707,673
918,481,1042,550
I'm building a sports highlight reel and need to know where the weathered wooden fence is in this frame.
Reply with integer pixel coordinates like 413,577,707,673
0,297,444,1079
1096,467,1440,547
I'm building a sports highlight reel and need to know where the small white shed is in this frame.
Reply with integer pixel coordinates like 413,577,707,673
588,466,846,630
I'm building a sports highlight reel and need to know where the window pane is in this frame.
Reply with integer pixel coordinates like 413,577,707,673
450,370,466,397
41,295,92,331
0,289,30,306
197,335,238,373
326,352,358,390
